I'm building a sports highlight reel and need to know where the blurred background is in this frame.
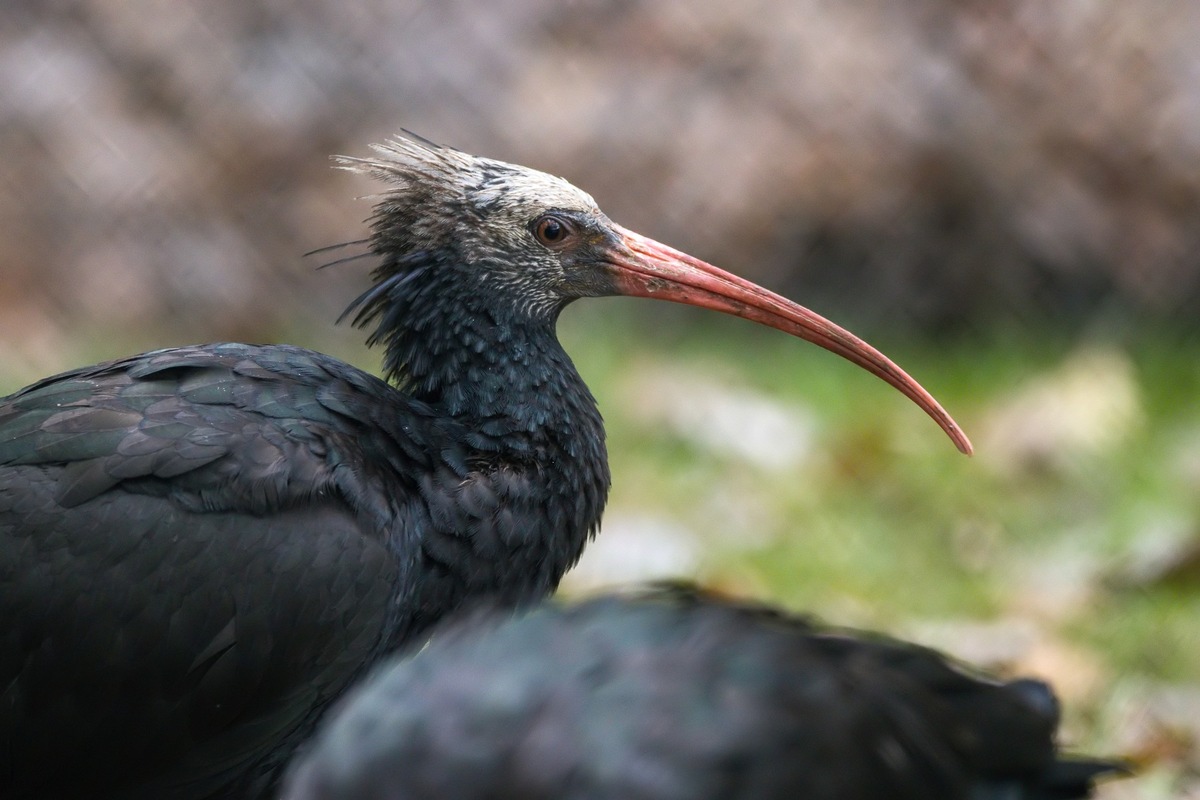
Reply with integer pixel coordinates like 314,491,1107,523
2,1,1198,795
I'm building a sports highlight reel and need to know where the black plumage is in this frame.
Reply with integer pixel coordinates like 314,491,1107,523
1,136,970,798
283,588,1126,800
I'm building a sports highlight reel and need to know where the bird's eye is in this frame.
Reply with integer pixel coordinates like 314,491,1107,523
533,215,573,248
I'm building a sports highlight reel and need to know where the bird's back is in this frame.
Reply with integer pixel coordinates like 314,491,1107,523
0,343,428,797
282,589,1124,800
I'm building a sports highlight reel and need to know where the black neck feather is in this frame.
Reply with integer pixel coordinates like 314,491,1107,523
345,246,611,538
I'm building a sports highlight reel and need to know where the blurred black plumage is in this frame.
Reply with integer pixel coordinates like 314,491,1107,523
283,587,1125,800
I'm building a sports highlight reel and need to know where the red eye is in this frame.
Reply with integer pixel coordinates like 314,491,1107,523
533,215,572,247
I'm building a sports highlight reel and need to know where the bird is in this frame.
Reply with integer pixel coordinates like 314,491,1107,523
282,586,1126,800
0,134,972,798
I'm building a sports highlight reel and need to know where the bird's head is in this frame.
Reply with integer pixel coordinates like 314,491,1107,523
334,135,640,320
334,134,972,455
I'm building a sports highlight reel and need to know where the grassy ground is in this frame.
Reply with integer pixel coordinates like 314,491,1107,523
4,308,1197,796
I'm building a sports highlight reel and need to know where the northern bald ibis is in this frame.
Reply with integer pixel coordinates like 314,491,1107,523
1,135,969,797
283,587,1124,800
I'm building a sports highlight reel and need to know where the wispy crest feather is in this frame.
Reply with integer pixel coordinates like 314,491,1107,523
332,134,481,201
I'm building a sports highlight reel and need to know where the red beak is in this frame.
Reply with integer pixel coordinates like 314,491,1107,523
607,224,973,456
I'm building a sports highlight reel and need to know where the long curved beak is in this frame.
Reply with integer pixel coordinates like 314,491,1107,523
607,224,973,456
